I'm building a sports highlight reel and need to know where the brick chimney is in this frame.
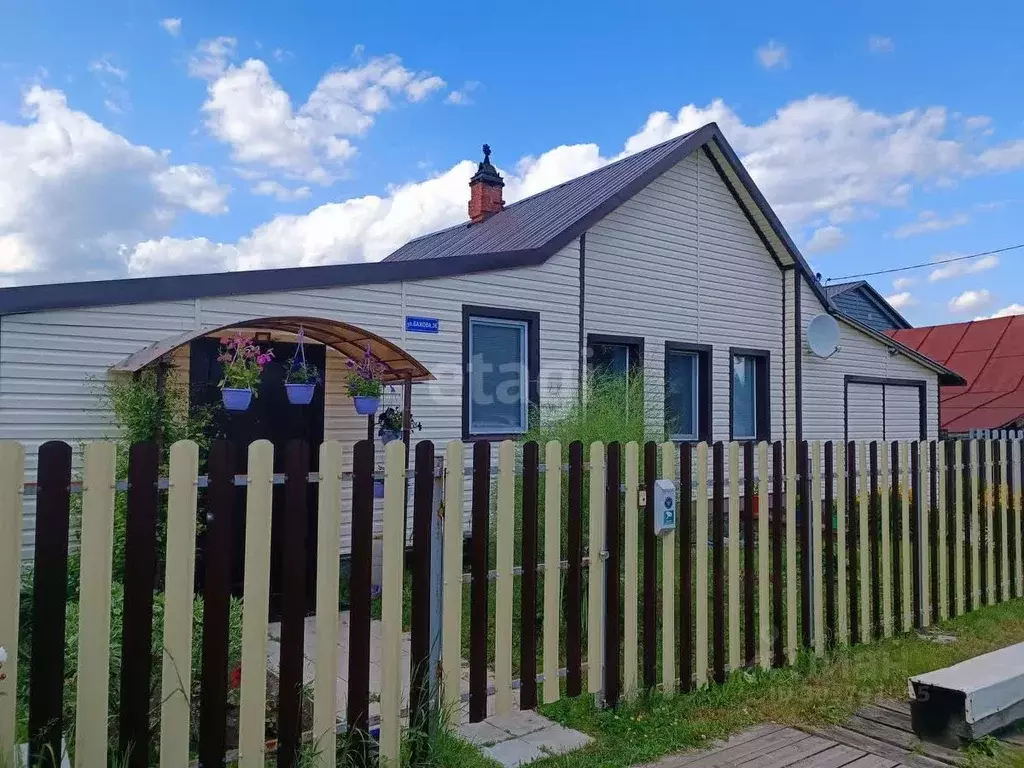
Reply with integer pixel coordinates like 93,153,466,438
468,143,504,223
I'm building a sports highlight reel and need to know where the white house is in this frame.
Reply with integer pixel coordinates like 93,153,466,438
0,124,963,558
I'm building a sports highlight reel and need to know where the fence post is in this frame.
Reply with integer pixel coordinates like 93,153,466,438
543,440,563,705
410,439,438,762
604,441,622,705
492,441,515,715
661,442,677,693
520,442,539,711
379,441,407,765
811,441,824,657
0,442,24,759
727,441,740,673
880,441,893,638
587,442,606,698
623,441,639,696
757,442,771,667
441,441,465,727
428,453,445,720
786,440,798,664
695,442,709,685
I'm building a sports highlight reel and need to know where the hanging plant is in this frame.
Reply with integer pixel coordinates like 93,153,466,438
376,406,422,444
346,347,385,416
283,327,321,405
218,332,273,411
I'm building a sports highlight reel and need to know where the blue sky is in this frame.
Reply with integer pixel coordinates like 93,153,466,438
2,0,1023,325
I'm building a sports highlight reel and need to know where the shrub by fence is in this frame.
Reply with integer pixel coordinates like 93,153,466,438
0,437,1022,766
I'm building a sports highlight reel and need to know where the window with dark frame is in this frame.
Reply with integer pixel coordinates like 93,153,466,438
462,305,540,439
587,336,643,381
664,342,712,443
729,348,770,441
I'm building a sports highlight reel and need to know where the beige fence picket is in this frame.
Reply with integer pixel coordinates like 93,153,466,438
494,440,516,714
999,440,1010,601
1015,440,1024,599
970,440,982,609
661,442,676,694
985,442,995,606
937,443,949,622
880,441,893,638
695,442,709,687
785,439,797,665
728,442,741,672
379,441,406,765
858,441,871,641
624,441,639,696
836,442,849,645
955,441,966,616
313,441,345,767
812,441,824,656
160,440,200,768
900,441,912,633
239,440,274,767
921,443,931,627
0,442,24,756
442,440,465,726
73,442,117,768
757,442,771,668
544,440,562,704
588,442,606,695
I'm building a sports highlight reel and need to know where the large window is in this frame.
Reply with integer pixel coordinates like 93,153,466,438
730,348,770,441
665,342,711,442
463,306,539,439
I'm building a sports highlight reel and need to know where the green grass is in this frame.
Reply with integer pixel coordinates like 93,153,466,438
526,598,1024,767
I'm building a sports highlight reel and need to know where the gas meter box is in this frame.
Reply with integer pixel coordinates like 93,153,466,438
652,479,676,536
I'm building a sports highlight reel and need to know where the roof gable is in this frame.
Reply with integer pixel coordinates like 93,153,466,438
823,280,911,331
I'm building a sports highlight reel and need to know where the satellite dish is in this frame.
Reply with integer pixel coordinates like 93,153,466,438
806,314,840,358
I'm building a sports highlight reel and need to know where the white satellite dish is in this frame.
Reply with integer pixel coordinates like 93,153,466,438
806,314,840,358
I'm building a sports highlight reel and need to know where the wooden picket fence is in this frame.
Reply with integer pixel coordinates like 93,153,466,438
1,437,1023,767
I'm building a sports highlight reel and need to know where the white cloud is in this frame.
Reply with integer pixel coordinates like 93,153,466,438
756,40,789,69
252,180,312,201
89,56,130,113
965,115,992,132
89,56,127,81
978,140,1024,171
160,17,182,36
892,276,915,291
949,289,992,313
0,86,227,282
893,209,970,238
983,304,1024,319
868,35,894,53
805,225,846,254
929,253,999,281
885,292,915,309
446,80,481,106
191,44,446,182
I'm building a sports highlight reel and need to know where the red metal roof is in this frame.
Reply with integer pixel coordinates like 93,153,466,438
889,315,1024,432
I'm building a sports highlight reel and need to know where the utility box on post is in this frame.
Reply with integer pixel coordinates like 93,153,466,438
652,479,676,536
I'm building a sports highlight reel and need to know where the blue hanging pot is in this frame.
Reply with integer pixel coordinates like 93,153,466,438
222,388,252,411
373,479,385,499
285,383,315,405
380,428,401,444
353,396,380,416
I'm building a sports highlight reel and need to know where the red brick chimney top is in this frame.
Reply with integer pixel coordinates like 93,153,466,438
468,143,504,224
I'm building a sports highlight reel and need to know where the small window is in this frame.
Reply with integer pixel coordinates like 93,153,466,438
590,340,641,378
666,351,698,440
463,306,539,439
730,349,770,441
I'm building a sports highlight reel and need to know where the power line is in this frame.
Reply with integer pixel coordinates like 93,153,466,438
823,242,1024,282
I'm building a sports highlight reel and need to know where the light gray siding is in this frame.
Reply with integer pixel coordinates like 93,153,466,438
847,383,885,441
885,385,922,441
584,150,784,442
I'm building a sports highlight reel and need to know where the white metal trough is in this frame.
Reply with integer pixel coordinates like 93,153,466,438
909,641,1024,746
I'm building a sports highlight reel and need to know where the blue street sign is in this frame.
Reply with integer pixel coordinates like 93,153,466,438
405,316,440,334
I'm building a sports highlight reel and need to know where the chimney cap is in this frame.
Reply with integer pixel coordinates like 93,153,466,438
470,143,504,187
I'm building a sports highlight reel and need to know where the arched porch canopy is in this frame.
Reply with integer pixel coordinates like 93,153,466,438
110,315,434,381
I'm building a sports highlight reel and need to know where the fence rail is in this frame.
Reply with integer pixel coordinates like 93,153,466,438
1,437,1023,766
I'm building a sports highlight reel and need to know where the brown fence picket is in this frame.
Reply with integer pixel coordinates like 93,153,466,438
771,441,784,667
643,441,658,690
277,440,310,768
469,441,490,723
869,441,881,640
847,441,859,643
119,441,160,767
964,440,975,612
347,439,374,735
743,442,756,666
199,440,235,768
566,441,584,697
891,442,902,624
604,441,622,707
911,441,922,628
946,441,957,612
520,441,539,710
930,441,941,617
28,441,72,766
824,442,836,649
712,442,726,684
798,440,812,649
679,444,694,691
409,440,435,757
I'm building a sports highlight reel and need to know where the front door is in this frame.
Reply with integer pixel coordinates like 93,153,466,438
190,337,326,618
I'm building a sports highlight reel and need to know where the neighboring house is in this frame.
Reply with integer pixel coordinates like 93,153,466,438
890,315,1024,435
0,123,963,558
824,280,912,334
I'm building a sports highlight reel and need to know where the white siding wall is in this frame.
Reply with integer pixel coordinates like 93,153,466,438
584,150,785,442
885,385,921,441
847,383,884,441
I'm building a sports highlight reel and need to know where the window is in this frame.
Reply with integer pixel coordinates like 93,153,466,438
463,306,539,438
730,349,770,441
664,342,712,442
589,338,642,379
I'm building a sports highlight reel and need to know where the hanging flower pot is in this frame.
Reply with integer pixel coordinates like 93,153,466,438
353,395,381,415
376,406,422,443
217,332,273,413
346,347,385,416
222,387,253,411
373,478,385,498
283,328,321,406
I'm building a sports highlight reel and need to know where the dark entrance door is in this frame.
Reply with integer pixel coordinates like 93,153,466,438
190,337,326,618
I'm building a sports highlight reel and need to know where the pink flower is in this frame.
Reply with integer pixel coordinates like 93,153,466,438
219,337,230,345
217,353,232,363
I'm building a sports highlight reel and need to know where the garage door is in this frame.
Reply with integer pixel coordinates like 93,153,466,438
885,385,922,441
847,382,884,440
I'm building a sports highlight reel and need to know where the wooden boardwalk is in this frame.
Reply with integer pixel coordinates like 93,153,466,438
642,699,1022,768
